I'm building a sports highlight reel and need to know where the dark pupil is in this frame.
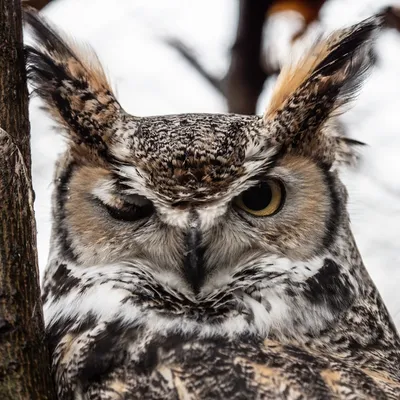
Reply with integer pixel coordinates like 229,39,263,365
242,182,272,211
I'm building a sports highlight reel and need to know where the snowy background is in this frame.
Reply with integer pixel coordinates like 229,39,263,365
28,0,400,328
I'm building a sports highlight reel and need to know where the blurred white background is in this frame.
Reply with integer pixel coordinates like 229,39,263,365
28,0,400,328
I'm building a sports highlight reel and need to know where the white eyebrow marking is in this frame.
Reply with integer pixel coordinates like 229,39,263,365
91,178,117,206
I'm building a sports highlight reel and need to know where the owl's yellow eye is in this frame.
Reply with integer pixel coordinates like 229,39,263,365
234,180,284,217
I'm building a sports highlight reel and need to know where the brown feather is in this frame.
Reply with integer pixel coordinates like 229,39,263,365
25,8,122,150
263,15,382,166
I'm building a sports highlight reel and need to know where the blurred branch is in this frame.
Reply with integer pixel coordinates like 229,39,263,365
167,0,273,114
166,1,335,114
165,38,224,95
23,0,53,11
224,0,272,114
383,6,400,31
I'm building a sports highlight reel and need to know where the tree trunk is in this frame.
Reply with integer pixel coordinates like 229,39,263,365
0,0,55,399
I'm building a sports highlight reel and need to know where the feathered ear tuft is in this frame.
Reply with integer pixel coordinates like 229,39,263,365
263,15,382,167
24,9,122,152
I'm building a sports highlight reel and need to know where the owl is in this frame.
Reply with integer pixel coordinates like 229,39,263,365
25,9,400,400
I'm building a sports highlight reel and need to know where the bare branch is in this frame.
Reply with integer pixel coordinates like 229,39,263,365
165,38,224,95
166,1,273,114
383,5,400,31
224,0,273,114
22,0,53,11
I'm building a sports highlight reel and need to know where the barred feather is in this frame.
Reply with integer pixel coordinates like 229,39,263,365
25,9,121,150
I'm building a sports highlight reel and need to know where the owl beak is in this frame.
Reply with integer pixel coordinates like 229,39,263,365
183,218,205,294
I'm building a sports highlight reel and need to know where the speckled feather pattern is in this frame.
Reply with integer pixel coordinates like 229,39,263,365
111,113,268,203
24,10,400,400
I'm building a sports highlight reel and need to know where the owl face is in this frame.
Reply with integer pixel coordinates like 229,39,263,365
53,111,345,296
26,11,379,336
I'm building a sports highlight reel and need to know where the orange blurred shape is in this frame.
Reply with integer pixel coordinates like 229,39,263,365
267,0,326,41
268,0,326,25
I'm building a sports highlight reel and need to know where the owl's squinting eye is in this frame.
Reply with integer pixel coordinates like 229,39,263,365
101,194,154,222
234,180,285,217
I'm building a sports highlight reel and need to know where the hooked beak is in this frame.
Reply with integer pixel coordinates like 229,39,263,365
183,216,205,294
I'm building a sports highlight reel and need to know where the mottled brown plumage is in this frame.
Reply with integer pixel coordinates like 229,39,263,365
25,9,400,400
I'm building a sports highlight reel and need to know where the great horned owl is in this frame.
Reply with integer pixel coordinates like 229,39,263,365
25,10,400,400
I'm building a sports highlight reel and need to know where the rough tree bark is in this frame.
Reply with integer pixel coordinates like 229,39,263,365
0,1,55,399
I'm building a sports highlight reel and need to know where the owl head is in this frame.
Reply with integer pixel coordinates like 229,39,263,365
26,11,382,336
